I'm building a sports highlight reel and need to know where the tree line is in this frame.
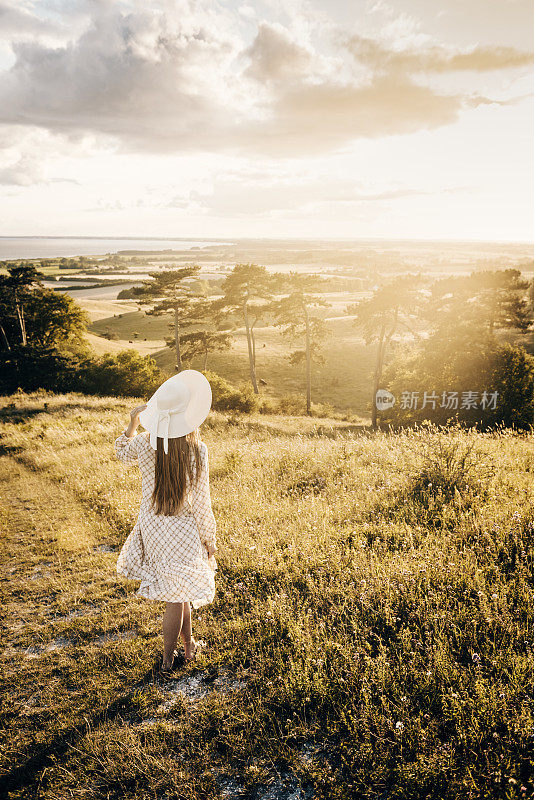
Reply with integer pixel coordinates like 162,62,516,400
1,261,533,428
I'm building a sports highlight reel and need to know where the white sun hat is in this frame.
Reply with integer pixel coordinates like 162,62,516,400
138,369,212,454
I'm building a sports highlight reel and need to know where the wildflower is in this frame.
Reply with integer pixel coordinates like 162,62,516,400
472,653,481,663
395,721,404,731
491,593,498,600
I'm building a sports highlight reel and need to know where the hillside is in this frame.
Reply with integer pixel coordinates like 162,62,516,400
1,391,533,799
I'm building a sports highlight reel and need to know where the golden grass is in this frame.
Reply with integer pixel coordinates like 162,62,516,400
1,391,533,799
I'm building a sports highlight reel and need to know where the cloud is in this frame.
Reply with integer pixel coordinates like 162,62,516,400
345,34,534,74
233,75,468,156
0,0,530,162
0,154,44,185
0,0,79,44
179,176,457,216
0,1,241,143
242,20,312,83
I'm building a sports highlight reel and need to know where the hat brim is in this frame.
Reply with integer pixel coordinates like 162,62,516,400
138,369,212,446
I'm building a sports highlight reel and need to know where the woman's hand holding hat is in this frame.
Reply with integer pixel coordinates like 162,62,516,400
125,403,148,437
130,403,147,420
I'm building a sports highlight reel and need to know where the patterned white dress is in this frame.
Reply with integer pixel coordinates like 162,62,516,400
114,430,217,608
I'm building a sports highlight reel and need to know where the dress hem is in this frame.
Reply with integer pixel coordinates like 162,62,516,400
117,565,215,609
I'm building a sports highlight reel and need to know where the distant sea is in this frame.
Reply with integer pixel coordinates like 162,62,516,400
0,236,234,260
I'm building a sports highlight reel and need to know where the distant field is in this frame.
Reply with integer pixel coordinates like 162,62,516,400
88,307,376,416
86,300,534,419
1,391,532,799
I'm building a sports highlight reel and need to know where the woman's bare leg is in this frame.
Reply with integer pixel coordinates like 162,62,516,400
162,602,184,668
179,601,192,645
179,601,195,659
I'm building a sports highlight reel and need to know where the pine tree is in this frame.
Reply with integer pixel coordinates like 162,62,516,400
272,273,332,416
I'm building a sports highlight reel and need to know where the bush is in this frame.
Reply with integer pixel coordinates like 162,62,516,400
485,342,534,428
367,426,494,530
202,370,260,413
258,395,279,414
79,350,164,397
311,400,336,418
277,392,307,415
117,286,146,299
0,344,81,394
0,345,164,397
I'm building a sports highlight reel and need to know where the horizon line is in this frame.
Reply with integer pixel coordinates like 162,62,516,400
2,234,534,246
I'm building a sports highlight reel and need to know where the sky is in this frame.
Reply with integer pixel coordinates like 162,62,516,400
0,0,533,241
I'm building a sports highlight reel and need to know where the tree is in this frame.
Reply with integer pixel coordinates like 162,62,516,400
377,268,534,430
221,264,276,393
426,269,532,336
24,289,89,347
346,274,424,428
163,294,234,370
527,276,534,316
272,272,332,416
137,266,202,371
0,263,45,348
381,330,534,430
178,329,233,370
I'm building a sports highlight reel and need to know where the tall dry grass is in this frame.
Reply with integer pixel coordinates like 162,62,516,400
1,391,533,799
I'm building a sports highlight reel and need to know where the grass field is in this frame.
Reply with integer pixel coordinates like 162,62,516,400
1,391,533,799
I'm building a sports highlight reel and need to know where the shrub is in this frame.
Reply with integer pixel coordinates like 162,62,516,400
277,393,307,415
311,401,336,418
368,426,494,529
202,370,260,413
117,286,145,299
79,350,164,397
258,395,279,414
0,344,81,395
0,345,164,397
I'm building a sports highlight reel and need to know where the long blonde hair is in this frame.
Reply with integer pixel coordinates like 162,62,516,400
151,428,202,515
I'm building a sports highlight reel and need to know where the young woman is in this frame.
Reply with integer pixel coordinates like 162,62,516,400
114,370,217,678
